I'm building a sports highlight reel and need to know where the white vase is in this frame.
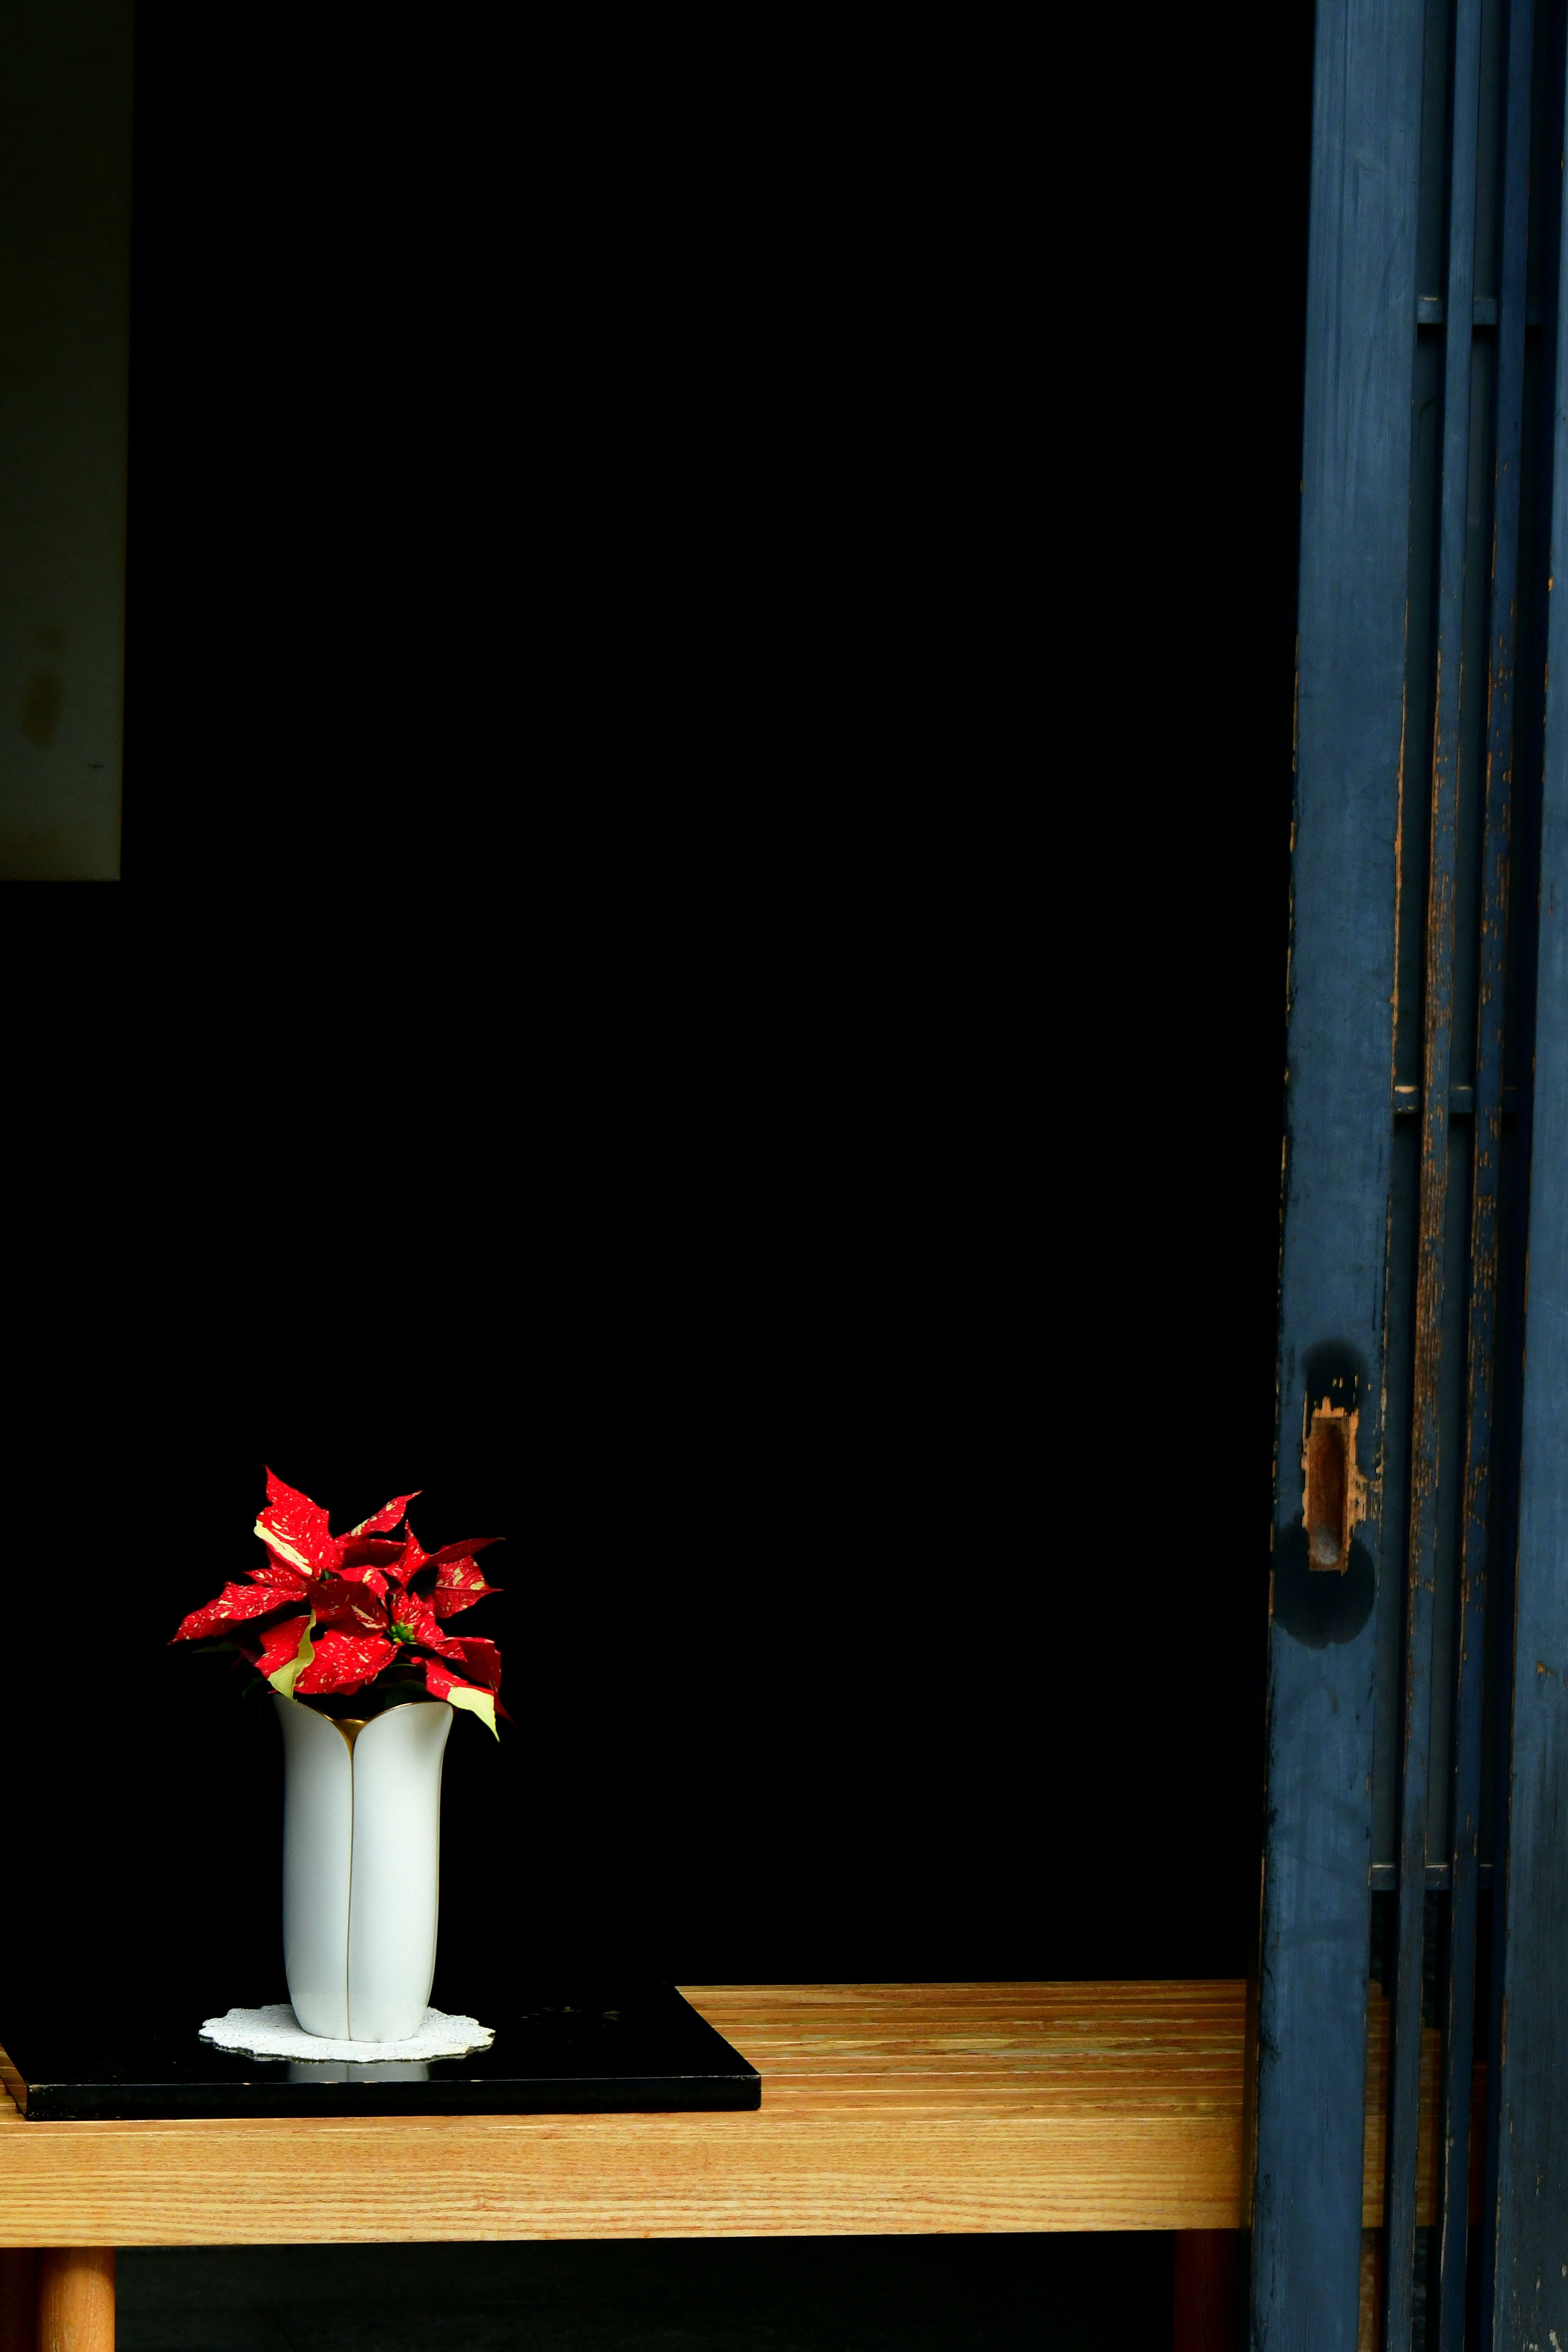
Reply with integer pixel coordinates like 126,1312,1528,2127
274,1695,452,2042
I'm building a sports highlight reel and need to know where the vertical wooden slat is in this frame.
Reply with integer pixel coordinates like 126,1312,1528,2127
35,2249,114,2352
1434,4,1537,2346
1488,24,1568,2329
1383,2,1486,2343
1359,2232,1383,2351
1478,8,1568,2331
1248,0,1426,2343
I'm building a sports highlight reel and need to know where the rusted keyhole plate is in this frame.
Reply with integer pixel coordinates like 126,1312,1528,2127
1303,1397,1367,1573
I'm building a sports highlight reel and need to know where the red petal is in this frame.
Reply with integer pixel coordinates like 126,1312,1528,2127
347,1492,420,1537
417,1657,468,1698
455,1636,502,1690
293,1630,398,1695
173,1581,303,1642
255,1470,340,1576
426,1537,501,1565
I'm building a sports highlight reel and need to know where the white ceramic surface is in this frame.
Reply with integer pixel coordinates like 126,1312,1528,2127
345,1701,452,2040
275,1696,354,2038
275,1696,453,2042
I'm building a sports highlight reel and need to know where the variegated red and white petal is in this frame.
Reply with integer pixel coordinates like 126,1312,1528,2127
428,1558,500,1617
415,1656,472,1697
411,1628,470,1668
347,1492,420,1538
255,1470,340,1575
312,1587,389,1634
292,1630,398,1696
417,1657,501,1737
251,1548,316,1590
433,1555,496,1590
384,1529,431,1588
455,1635,502,1690
396,1596,468,1664
336,1537,404,1572
173,1581,302,1642
428,1587,490,1619
255,1614,315,1698
329,1564,392,1608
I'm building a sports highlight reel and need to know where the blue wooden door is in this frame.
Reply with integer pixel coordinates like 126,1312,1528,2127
1252,0,1568,2343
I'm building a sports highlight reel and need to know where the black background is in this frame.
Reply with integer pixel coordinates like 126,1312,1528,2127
5,6,1316,2032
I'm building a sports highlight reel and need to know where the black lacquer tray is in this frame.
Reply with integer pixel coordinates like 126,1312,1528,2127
0,1983,760,2120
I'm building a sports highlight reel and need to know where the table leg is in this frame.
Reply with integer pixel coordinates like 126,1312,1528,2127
0,2253,37,2352
1173,2229,1238,2352
36,2252,114,2352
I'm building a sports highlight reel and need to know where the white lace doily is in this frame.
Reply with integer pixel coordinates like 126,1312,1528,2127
200,2004,494,2063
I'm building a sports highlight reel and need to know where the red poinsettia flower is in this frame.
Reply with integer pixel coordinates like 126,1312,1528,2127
173,1469,506,1737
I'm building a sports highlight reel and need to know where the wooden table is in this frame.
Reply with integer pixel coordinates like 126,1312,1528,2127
0,1980,1446,2350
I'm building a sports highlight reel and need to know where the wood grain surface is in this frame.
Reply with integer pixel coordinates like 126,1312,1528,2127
0,1982,1456,2245
36,2247,114,2352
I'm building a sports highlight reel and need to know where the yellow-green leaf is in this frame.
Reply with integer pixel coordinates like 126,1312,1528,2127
446,1683,498,1739
266,1614,316,1700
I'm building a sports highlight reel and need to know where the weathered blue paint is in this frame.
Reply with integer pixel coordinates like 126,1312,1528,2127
1384,2,1486,2339
1248,0,1426,2343
1488,45,1568,2331
1478,7,1566,2339
1434,5,1537,2346
1258,0,1568,2338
